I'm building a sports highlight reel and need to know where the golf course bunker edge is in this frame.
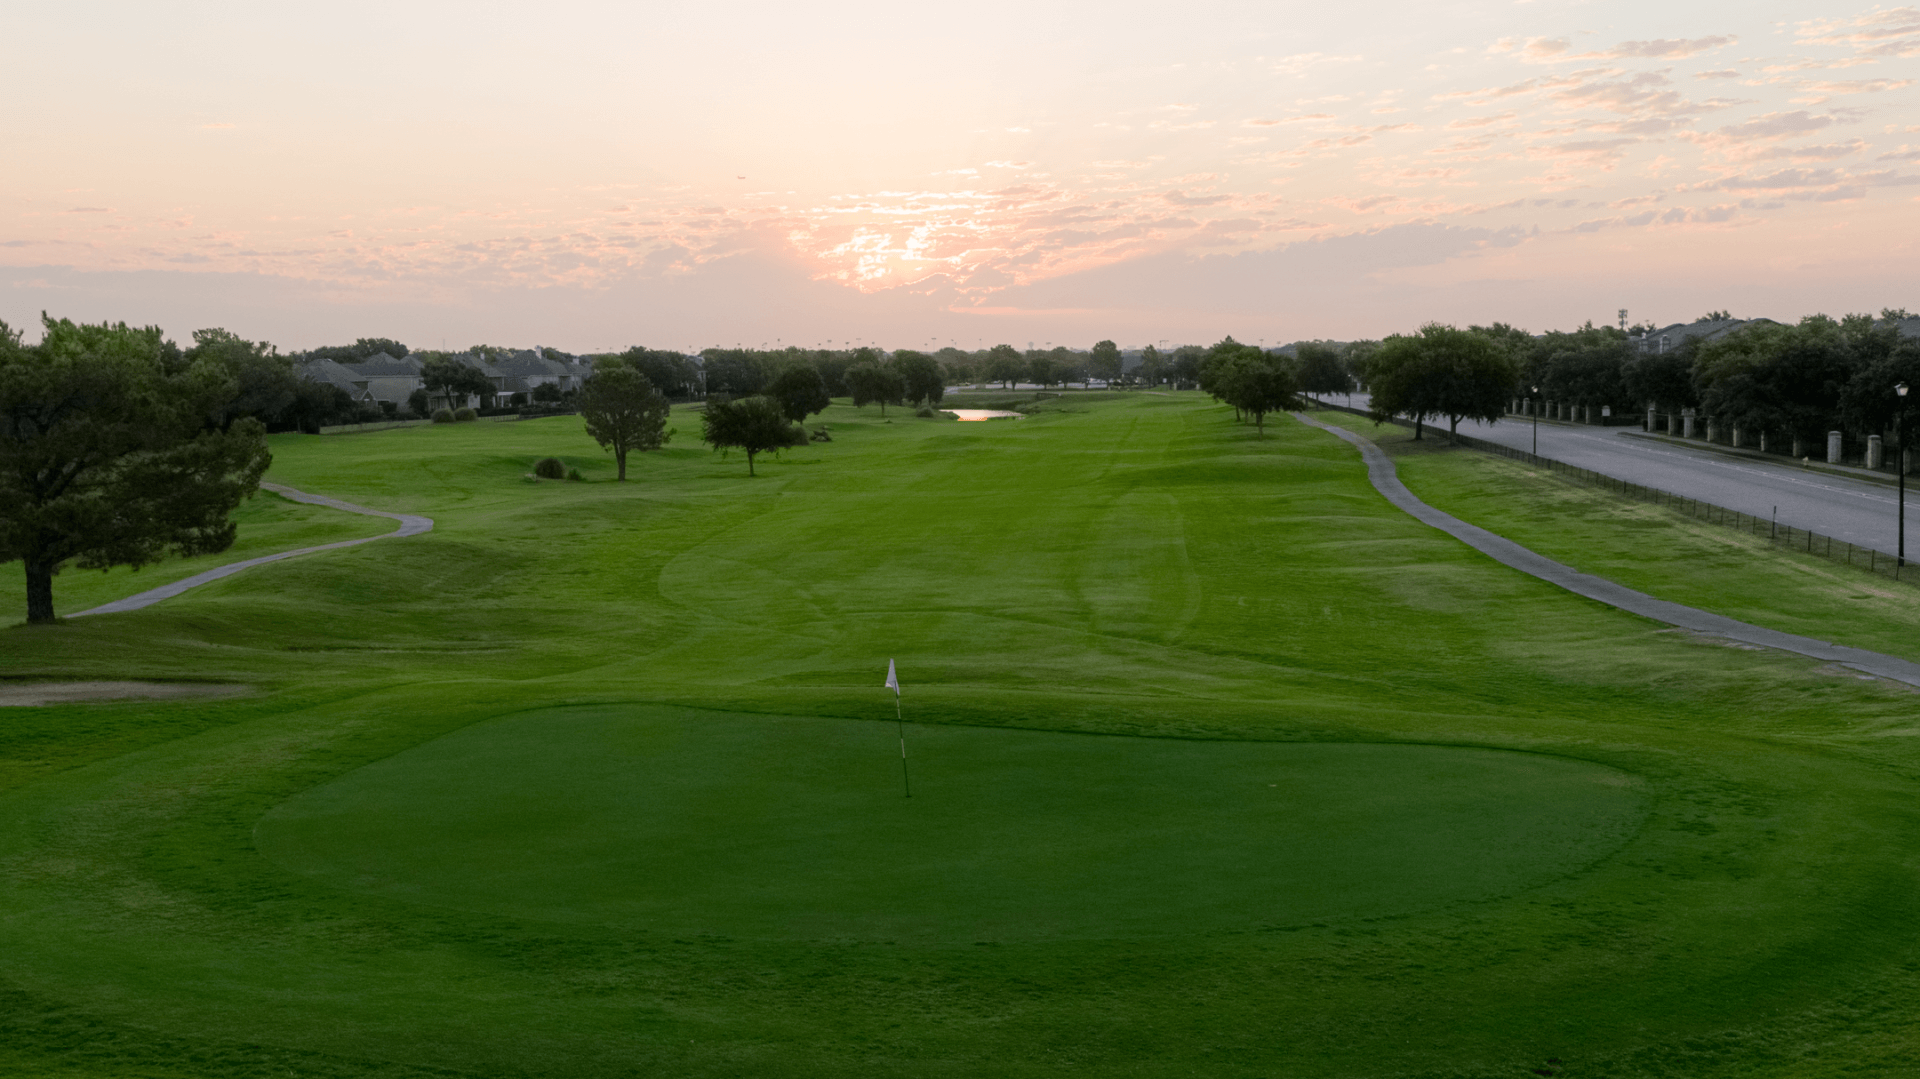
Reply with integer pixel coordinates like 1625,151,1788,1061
255,704,1649,942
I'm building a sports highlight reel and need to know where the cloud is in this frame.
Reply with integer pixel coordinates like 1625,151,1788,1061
62,207,110,214
1696,70,1742,80
1495,34,1736,63
1797,8,1920,58
1245,114,1333,127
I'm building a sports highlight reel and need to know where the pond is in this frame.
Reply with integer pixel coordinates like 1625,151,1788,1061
942,409,1023,421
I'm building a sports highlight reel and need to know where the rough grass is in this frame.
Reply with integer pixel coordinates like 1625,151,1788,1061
3,398,1920,1078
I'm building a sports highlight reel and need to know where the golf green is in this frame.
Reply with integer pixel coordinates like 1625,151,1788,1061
257,705,1645,940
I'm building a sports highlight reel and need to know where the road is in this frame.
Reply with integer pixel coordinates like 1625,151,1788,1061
1322,393,1916,557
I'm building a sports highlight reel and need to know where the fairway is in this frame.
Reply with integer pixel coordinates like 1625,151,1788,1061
257,705,1644,939
7,393,1920,1078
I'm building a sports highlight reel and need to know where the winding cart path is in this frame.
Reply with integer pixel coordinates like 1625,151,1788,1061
73,483,433,617
1295,412,1920,688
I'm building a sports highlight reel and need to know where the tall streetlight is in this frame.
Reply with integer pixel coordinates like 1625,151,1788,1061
1899,382,1910,567
1531,384,1540,456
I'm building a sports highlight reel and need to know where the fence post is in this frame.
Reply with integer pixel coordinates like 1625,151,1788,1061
1828,430,1843,465
1869,434,1884,470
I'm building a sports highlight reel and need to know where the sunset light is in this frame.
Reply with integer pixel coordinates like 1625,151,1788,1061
4,2,1917,345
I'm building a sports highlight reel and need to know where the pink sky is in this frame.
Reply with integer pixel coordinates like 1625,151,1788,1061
4,1,1918,351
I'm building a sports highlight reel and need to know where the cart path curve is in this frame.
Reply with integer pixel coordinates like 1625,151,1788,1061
72,483,433,617
1294,412,1920,688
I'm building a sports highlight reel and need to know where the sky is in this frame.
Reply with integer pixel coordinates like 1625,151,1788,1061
3,1,1918,352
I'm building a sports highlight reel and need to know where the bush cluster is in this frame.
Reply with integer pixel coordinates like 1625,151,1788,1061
453,407,477,421
533,457,567,479
431,408,455,424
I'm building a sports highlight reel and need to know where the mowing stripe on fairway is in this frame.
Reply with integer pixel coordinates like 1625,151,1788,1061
1295,411,1920,686
72,483,434,618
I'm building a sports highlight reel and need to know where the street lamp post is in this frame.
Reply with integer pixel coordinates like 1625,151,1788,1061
1899,383,1910,567
1531,385,1540,456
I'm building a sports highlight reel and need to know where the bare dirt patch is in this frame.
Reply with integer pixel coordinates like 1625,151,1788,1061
0,681,251,707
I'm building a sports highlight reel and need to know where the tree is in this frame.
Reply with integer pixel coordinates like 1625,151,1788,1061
985,344,1024,389
2,317,272,623
892,350,945,406
767,363,831,422
615,347,700,398
701,395,807,475
185,328,301,430
1293,341,1349,401
1026,351,1059,388
845,361,905,415
1170,345,1205,387
420,356,495,411
1089,339,1122,386
1212,348,1299,435
577,364,672,481
1138,344,1166,388
1367,323,1519,439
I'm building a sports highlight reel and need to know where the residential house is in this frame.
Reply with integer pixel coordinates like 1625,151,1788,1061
297,357,379,406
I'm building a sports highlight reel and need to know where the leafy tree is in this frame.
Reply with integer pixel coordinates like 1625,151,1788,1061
1293,341,1349,401
1528,323,1627,410
407,387,433,416
767,363,831,422
185,329,301,430
616,347,700,398
1,317,271,623
1089,339,1122,386
845,361,905,415
1026,352,1059,388
814,349,856,396
420,356,495,411
577,364,672,481
1367,323,1519,439
933,347,974,385
701,395,806,475
699,349,772,397
1137,344,1166,388
1695,315,1877,447
530,382,562,404
985,344,1024,389
1342,340,1380,389
1170,345,1206,386
1622,346,1698,413
1698,310,1733,323
1209,345,1299,435
892,350,945,405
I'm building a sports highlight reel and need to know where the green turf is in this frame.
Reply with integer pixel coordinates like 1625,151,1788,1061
4,395,1920,1078
256,704,1644,940
1,489,395,623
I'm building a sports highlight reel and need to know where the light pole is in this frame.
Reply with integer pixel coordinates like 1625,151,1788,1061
1531,384,1540,455
1899,383,1910,567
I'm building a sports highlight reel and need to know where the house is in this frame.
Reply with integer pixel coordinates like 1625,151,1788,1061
297,357,379,405
347,352,426,407
1631,317,1777,354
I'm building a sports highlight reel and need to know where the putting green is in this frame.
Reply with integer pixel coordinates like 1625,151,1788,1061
256,705,1646,941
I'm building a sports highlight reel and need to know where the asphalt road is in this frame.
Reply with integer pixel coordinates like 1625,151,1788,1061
1324,393,1916,557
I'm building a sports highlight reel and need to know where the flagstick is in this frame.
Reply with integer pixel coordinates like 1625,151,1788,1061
896,693,911,798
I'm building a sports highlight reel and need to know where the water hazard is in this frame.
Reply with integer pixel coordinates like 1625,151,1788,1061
943,409,1023,421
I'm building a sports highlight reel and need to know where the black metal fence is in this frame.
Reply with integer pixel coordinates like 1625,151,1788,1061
1310,402,1913,584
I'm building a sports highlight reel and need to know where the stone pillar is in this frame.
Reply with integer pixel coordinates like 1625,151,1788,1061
1682,410,1695,439
1732,426,1744,448
1707,419,1718,443
1828,430,1843,464
1511,398,1520,415
1792,435,1805,458
1869,434,1884,469
1759,432,1767,454
1646,407,1657,431
1667,412,1678,436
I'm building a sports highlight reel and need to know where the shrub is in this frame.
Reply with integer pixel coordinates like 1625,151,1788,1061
566,467,584,481
454,407,478,422
533,457,566,479
915,406,935,418
431,408,455,424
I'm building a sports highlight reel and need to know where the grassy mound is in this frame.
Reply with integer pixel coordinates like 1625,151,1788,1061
256,704,1643,940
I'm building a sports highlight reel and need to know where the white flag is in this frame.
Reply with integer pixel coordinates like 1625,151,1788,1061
885,659,900,696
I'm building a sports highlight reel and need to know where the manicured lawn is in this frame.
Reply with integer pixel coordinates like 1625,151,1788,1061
4,395,1920,1078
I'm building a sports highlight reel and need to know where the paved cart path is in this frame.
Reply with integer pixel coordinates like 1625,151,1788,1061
73,483,434,618
1295,413,1920,688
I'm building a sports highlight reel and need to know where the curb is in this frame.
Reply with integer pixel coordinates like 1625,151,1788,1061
1620,430,1906,489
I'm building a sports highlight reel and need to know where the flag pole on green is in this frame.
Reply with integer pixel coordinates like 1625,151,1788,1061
886,659,909,798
